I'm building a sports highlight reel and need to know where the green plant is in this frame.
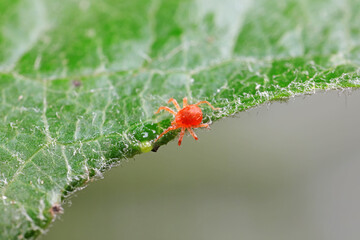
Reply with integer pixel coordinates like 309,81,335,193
1,0,359,238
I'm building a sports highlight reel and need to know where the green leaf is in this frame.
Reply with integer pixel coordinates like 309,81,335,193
0,0,360,238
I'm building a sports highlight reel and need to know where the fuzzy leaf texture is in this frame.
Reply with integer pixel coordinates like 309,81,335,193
1,0,360,238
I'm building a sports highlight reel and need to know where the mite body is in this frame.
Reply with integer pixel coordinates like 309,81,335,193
154,97,219,146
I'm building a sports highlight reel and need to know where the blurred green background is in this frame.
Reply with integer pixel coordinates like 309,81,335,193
43,90,360,240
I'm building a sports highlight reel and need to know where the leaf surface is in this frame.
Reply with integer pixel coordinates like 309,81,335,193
0,0,360,238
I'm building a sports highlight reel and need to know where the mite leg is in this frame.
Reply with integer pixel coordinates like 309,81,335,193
195,101,220,110
187,128,198,140
168,98,181,111
193,123,209,129
155,106,177,115
183,97,188,107
178,127,186,146
155,125,177,143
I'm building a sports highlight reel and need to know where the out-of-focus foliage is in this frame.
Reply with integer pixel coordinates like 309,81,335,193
0,0,359,238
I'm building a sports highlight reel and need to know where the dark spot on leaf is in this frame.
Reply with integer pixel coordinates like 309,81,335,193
72,80,82,87
151,145,160,152
49,204,63,217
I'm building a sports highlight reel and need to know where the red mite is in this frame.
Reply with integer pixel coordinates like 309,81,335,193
154,97,220,146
